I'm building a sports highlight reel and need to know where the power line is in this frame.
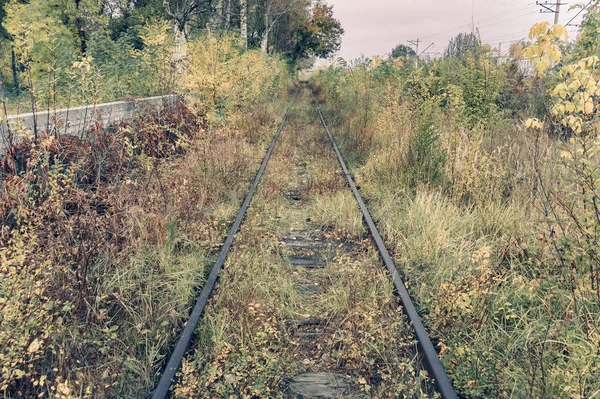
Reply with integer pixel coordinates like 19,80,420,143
408,38,422,52
482,2,587,50
420,2,536,41
418,42,434,56
484,29,532,42
408,39,422,66
411,1,584,58
563,0,593,26
477,10,538,30
477,2,537,22
421,6,539,50
485,6,584,48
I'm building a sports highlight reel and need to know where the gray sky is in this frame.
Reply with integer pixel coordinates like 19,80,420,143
325,0,587,61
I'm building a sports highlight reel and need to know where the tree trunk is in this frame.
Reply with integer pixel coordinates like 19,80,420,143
173,23,187,61
11,48,18,94
260,0,271,53
74,0,87,53
240,0,247,48
211,0,225,31
225,0,231,30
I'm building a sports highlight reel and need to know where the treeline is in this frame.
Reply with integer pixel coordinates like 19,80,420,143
0,0,342,111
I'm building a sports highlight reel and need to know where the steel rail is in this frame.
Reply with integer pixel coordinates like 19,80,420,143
312,92,458,399
150,95,297,399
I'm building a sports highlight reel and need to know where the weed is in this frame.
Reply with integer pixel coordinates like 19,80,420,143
313,49,600,397
0,36,292,397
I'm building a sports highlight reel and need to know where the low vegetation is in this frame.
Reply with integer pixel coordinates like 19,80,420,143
3,0,600,397
313,9,600,398
174,90,433,398
0,33,293,397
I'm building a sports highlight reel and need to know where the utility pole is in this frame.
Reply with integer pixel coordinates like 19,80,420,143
408,39,421,66
536,1,566,24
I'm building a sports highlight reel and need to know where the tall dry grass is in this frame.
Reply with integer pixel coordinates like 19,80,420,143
313,60,600,398
0,35,292,398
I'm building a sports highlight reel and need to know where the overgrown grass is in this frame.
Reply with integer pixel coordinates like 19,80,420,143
313,60,600,398
174,89,434,398
0,38,292,398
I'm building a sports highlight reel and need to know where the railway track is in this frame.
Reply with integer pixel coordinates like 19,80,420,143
151,86,458,398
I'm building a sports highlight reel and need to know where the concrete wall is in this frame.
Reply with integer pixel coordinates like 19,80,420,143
0,94,181,152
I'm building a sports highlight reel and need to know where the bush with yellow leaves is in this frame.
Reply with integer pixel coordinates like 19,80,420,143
183,33,290,124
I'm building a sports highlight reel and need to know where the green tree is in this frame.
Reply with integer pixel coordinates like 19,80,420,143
283,1,343,65
575,0,600,58
5,0,80,89
445,31,481,59
390,44,415,59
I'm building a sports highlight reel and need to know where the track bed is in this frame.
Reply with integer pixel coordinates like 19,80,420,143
154,87,452,398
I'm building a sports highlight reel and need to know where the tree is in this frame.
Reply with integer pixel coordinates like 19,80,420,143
310,1,342,58
575,0,600,58
240,0,247,47
390,44,415,59
445,31,481,59
162,0,201,37
260,0,309,53
0,0,12,40
0,0,344,94
5,0,80,81
285,1,342,61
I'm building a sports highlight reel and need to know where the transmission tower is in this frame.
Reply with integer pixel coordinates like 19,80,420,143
536,1,567,24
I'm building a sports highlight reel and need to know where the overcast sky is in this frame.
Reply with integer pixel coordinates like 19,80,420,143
325,0,587,61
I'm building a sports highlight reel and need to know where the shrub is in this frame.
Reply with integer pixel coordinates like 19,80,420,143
404,121,446,191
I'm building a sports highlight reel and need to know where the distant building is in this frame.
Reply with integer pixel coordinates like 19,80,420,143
519,58,534,76
490,52,535,76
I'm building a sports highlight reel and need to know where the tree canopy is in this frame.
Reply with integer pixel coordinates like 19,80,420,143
390,44,416,59
0,0,344,96
444,31,482,59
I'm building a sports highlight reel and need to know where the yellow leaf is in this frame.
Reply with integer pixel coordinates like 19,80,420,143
584,79,596,92
551,103,565,115
526,118,544,129
550,24,569,40
553,82,568,98
568,80,581,91
584,101,594,115
529,22,550,40
27,338,41,353
536,60,547,73
586,56,599,68
564,64,575,74
560,150,572,160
